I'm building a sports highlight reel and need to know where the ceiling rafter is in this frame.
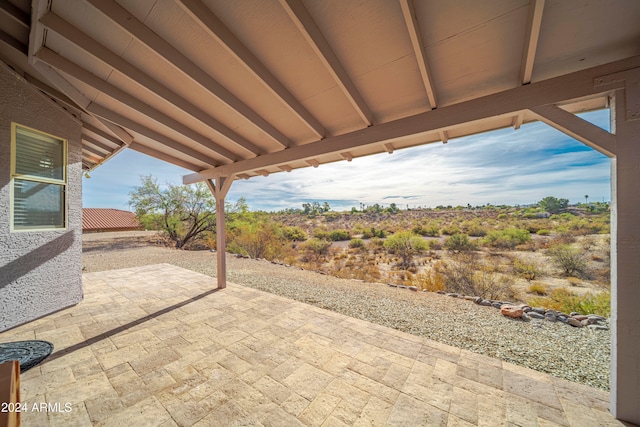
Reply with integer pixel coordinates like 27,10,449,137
86,0,292,149
0,28,27,54
399,0,437,110
520,0,545,85
279,0,374,126
82,123,123,149
184,54,640,183
89,103,220,168
278,165,292,172
129,141,201,172
31,59,134,146
340,152,353,162
40,11,263,158
306,159,319,168
0,1,29,29
35,47,239,164
81,143,107,158
82,134,116,154
178,0,327,138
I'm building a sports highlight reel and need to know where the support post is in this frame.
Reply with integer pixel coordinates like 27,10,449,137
206,176,234,289
610,89,640,424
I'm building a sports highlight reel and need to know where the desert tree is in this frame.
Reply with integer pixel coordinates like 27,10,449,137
129,175,216,249
384,231,429,267
537,196,569,214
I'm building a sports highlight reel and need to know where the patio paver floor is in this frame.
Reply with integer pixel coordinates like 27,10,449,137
0,264,623,426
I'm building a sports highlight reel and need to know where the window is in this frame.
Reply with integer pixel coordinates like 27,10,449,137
11,123,67,231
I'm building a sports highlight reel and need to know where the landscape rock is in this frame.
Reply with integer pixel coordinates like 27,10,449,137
479,300,492,306
531,307,546,315
545,312,557,322
501,305,524,318
588,324,609,331
492,302,502,309
528,312,545,320
567,317,583,327
408,286,418,291
572,315,588,321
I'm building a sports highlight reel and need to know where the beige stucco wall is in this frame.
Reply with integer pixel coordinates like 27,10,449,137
0,63,83,331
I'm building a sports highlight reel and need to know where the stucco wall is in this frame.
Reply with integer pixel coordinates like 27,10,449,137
0,63,83,331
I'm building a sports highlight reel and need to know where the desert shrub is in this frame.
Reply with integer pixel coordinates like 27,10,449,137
528,288,610,317
483,228,531,249
282,226,307,241
362,227,385,239
444,233,475,252
497,213,507,220
331,260,381,282
313,227,330,240
441,225,461,235
461,220,488,237
536,229,550,236
384,231,429,267
512,257,542,281
349,238,365,249
438,253,516,300
415,263,446,292
412,223,440,237
527,282,548,296
547,244,588,276
328,229,351,241
231,221,285,260
303,238,332,255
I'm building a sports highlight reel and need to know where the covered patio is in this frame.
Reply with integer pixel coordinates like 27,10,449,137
0,264,621,426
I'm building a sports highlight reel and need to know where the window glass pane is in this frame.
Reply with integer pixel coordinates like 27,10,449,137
13,179,65,229
15,127,64,181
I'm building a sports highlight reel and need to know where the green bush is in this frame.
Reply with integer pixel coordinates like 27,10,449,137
282,226,307,241
444,233,475,252
303,238,332,255
348,238,365,249
383,231,429,266
513,257,542,281
313,228,330,240
483,228,531,249
362,227,386,239
412,223,440,237
329,229,351,241
536,229,550,236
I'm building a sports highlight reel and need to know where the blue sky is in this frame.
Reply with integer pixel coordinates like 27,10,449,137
82,110,611,212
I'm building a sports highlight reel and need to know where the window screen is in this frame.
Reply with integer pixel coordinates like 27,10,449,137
12,124,67,230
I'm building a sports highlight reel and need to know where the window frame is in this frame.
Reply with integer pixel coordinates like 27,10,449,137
10,122,68,232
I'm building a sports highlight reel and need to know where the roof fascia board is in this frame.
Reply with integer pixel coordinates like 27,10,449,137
179,0,327,137
520,0,545,84
184,55,639,184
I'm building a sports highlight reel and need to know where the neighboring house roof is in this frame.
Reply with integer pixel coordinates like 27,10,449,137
82,208,142,232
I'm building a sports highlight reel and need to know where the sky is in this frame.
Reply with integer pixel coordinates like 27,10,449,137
82,110,611,212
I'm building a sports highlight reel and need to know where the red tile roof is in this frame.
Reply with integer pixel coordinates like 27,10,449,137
82,208,143,232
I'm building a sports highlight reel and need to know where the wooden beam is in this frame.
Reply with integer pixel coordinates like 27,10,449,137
178,0,327,138
24,73,79,109
205,176,234,289
278,165,293,172
530,104,616,157
82,134,114,154
438,130,449,144
256,169,270,177
0,0,30,29
384,143,394,154
40,11,262,158
82,124,123,148
183,55,640,183
512,112,524,129
36,47,238,163
340,152,353,162
400,0,437,109
89,103,221,168
81,143,107,158
306,159,319,168
237,173,250,180
520,0,545,84
0,28,27,54
27,0,47,66
86,0,292,149
279,0,373,126
129,141,201,172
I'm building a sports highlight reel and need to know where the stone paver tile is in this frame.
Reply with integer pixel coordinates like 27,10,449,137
348,359,388,382
192,400,264,427
84,391,125,424
36,325,86,349
449,386,478,425
129,346,180,376
110,329,159,349
210,328,250,347
355,343,414,369
418,342,461,366
108,366,146,397
477,393,507,427
423,377,454,413
322,351,354,376
505,395,538,427
190,348,234,372
591,408,628,427
239,358,280,385
20,367,75,401
447,414,477,427
380,336,423,359
551,377,610,412
340,369,399,405
387,393,448,427
379,363,411,391
503,369,562,410
40,347,95,375
282,363,335,401
188,366,235,401
219,378,273,414
502,361,553,384
254,375,293,405
96,396,172,427
47,371,115,406
353,396,393,427
96,343,149,371
281,392,310,417
537,418,568,427
141,368,177,394
260,405,306,427
433,358,459,385
48,401,92,427
559,398,600,427
162,389,229,427
298,391,343,427
217,352,254,376
321,415,350,427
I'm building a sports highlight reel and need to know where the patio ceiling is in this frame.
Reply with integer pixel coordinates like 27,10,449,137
0,0,639,175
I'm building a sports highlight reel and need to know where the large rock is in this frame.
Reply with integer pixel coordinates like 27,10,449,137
501,305,524,318
567,317,583,327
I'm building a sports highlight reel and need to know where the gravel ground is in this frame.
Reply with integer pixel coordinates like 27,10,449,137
82,231,611,391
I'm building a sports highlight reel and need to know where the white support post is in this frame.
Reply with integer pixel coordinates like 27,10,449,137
609,89,640,424
206,176,234,289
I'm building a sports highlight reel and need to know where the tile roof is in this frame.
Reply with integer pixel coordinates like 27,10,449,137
82,208,142,232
